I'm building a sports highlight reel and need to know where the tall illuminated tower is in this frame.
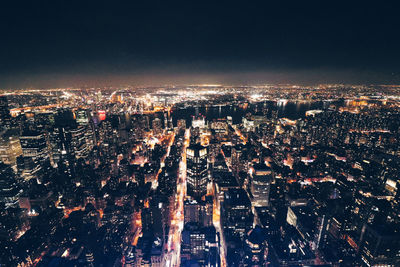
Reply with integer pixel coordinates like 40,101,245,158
186,144,208,200
251,163,272,207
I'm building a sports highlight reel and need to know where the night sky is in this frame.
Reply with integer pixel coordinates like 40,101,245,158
1,1,400,88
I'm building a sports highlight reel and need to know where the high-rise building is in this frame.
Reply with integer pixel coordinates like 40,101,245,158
183,226,206,261
20,132,48,161
244,226,268,266
84,249,95,267
0,132,22,168
19,131,50,180
251,163,272,207
184,198,213,227
0,162,22,209
51,125,91,163
213,153,229,174
210,119,228,134
152,118,162,135
0,95,11,129
69,126,89,159
163,112,168,129
359,222,400,266
124,246,136,267
227,116,233,125
192,115,206,128
75,109,90,125
231,144,248,177
181,224,220,266
222,188,253,239
48,127,62,165
186,144,208,200
168,112,173,129
177,119,186,132
269,178,287,225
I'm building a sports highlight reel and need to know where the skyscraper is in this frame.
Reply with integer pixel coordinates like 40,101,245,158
181,224,220,266
222,188,253,239
186,144,208,200
152,118,162,135
75,109,90,125
177,119,186,132
0,95,11,129
0,162,22,209
0,132,22,168
20,132,48,161
359,222,400,266
19,131,50,180
68,126,89,159
251,163,272,207
244,226,268,266
184,198,213,227
192,115,206,128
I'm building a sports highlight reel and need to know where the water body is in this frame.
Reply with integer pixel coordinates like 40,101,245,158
171,100,347,126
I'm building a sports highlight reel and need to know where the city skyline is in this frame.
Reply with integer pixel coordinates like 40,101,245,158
1,85,400,266
2,1,400,266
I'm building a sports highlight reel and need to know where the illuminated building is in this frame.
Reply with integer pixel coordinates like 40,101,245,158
286,204,333,253
177,119,186,131
152,118,162,135
84,249,95,267
19,131,50,180
97,110,106,121
0,162,22,209
181,224,220,266
168,113,173,129
75,109,90,125
68,126,89,159
250,163,272,207
48,127,62,165
222,188,253,239
186,144,208,200
269,178,287,225
163,112,168,130
20,132,48,160
0,133,22,168
305,110,324,117
359,222,400,266
212,153,229,173
242,117,255,131
0,95,11,129
184,198,213,227
182,227,206,262
210,119,228,134
244,226,268,266
54,126,91,161
124,246,136,267
231,144,248,177
227,116,233,125
192,115,206,128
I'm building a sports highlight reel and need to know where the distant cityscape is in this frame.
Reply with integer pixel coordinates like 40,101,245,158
1,84,400,266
